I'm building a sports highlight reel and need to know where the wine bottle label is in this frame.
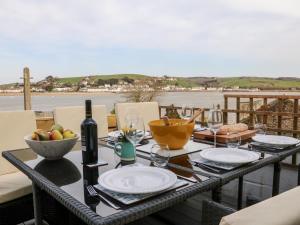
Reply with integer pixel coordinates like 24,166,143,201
81,135,86,151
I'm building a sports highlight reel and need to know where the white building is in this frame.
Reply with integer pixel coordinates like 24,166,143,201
191,86,205,91
53,87,72,92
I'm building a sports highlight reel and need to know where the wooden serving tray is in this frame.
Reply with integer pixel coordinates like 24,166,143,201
193,129,256,144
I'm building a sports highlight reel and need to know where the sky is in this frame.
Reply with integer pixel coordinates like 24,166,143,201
0,0,300,84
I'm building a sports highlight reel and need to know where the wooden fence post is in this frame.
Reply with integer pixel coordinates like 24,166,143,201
292,99,298,165
236,97,240,123
249,98,254,128
223,96,228,124
277,98,283,136
263,98,268,124
23,67,32,110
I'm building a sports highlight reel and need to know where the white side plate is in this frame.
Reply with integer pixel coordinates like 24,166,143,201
98,167,177,194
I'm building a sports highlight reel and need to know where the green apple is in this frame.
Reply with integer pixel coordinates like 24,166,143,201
51,124,64,134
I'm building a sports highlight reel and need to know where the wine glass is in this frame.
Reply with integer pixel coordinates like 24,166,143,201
181,104,187,119
150,144,170,167
226,137,241,149
124,114,145,161
254,115,267,135
207,108,223,147
181,104,193,120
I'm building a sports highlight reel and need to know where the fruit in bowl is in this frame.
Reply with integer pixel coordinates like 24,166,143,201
25,124,79,160
148,119,194,150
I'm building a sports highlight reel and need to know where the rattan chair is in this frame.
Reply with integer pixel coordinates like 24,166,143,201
0,110,37,225
202,185,300,225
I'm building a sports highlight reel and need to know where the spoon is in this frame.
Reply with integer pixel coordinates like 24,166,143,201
186,109,203,124
162,116,170,126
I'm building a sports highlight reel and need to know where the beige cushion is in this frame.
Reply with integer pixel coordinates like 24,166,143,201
220,186,300,225
0,110,37,175
0,172,32,204
54,105,108,138
115,102,159,130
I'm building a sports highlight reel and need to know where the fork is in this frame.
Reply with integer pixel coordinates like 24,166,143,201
86,186,120,210
188,160,221,173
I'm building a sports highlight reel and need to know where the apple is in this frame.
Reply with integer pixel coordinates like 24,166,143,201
51,124,64,134
50,130,64,140
34,130,50,141
63,129,76,139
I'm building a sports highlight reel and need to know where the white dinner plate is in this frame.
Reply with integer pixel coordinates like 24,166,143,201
252,135,300,147
98,167,177,194
200,148,260,165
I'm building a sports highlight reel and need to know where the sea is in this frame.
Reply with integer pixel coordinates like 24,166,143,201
1,91,299,112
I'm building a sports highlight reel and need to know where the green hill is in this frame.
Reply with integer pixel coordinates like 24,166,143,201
57,74,149,84
186,76,300,90
218,77,300,89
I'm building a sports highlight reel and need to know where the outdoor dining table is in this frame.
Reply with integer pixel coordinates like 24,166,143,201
2,142,219,225
2,138,300,225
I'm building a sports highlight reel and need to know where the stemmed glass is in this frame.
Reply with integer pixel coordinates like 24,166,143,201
181,104,193,120
226,137,241,149
207,108,223,147
181,104,187,119
254,115,267,135
124,114,145,161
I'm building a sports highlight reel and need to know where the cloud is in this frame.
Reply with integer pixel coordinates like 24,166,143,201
0,0,299,81
224,0,300,18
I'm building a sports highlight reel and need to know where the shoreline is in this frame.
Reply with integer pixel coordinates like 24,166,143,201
0,92,121,97
1,90,300,97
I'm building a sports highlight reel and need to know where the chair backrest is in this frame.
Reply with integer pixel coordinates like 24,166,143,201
115,102,160,130
54,105,108,138
0,110,37,175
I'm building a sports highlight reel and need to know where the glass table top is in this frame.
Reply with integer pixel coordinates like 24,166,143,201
9,142,211,217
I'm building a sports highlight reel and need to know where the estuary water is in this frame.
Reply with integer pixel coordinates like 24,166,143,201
0,91,299,112
0,92,225,112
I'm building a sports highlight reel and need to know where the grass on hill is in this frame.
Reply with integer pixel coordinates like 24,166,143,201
57,74,149,84
218,77,300,89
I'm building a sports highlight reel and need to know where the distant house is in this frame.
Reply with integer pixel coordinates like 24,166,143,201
31,87,45,92
207,87,217,91
87,88,107,92
118,80,128,85
0,89,22,93
53,87,72,92
163,85,176,91
79,87,88,92
191,86,205,91
80,79,89,87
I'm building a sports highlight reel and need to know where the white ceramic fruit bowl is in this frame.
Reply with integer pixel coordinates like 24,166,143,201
24,135,79,160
